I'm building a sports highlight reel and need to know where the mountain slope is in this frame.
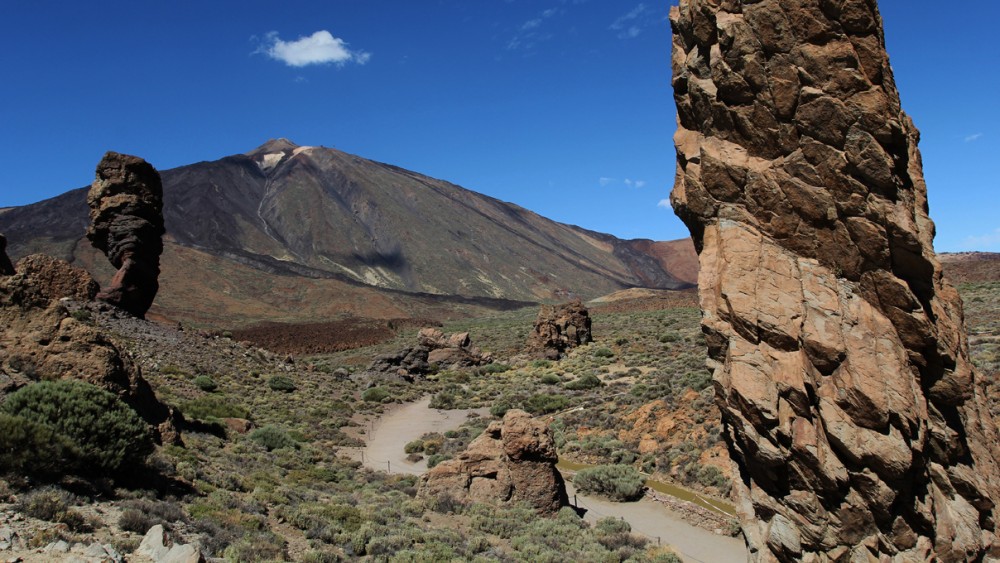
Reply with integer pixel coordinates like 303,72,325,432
1,139,695,326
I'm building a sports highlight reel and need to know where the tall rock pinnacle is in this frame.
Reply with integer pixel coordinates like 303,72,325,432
86,152,165,318
669,0,1000,560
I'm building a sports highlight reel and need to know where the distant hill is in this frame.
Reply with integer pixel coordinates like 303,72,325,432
0,139,697,327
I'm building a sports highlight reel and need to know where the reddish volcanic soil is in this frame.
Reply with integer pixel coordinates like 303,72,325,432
940,252,1000,283
230,317,440,355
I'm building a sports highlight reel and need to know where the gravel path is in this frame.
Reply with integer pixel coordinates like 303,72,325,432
356,397,748,563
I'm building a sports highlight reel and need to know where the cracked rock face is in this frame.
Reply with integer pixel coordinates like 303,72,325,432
86,152,165,318
417,409,568,515
669,0,1000,560
528,299,593,360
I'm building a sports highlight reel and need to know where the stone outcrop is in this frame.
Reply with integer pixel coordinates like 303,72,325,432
527,299,593,360
0,254,179,445
0,234,14,276
669,1,1000,560
418,409,568,515
364,327,493,379
87,152,165,318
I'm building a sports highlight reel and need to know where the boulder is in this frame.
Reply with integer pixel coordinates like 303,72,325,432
0,234,14,275
363,327,492,380
418,409,568,515
669,0,1000,559
527,299,593,360
86,152,165,318
0,254,180,444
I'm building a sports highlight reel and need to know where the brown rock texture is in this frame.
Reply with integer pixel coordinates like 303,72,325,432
0,254,179,445
86,152,165,318
0,234,14,276
417,409,568,515
365,327,493,379
528,299,593,360
669,0,1000,560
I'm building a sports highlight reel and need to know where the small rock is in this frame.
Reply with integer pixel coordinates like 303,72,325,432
45,540,70,553
136,525,170,560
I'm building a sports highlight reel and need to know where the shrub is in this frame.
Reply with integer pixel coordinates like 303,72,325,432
361,387,389,403
2,380,153,473
564,374,602,391
593,348,614,358
180,395,249,421
524,393,569,415
489,399,512,418
118,508,154,533
268,375,296,392
0,413,75,477
540,373,561,385
572,465,645,502
249,425,298,451
480,363,511,374
192,375,218,392
403,440,424,454
15,487,89,531
595,516,631,535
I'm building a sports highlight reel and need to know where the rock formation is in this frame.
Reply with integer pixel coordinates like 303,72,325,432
669,0,1000,560
418,409,568,515
527,299,593,360
86,152,165,318
0,254,179,444
364,327,493,380
0,234,14,276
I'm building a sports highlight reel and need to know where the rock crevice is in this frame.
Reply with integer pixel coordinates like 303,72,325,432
669,0,1000,559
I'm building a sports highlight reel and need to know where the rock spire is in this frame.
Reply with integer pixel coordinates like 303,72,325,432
669,0,1000,560
86,152,165,318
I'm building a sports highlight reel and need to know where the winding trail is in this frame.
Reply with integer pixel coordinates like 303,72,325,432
353,397,747,563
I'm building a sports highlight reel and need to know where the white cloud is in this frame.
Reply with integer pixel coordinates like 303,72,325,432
599,177,616,187
964,133,984,143
657,199,671,209
964,227,1000,250
624,178,647,188
610,3,658,39
261,30,370,67
507,8,561,51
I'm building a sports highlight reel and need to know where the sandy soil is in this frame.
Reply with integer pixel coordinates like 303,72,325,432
356,397,748,563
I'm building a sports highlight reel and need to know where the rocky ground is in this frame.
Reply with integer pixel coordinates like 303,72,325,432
1,253,994,561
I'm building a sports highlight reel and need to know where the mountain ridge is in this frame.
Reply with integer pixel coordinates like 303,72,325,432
0,140,698,327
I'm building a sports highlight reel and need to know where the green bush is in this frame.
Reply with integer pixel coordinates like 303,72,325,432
572,465,645,502
192,375,218,392
480,363,511,374
361,387,389,403
180,395,249,421
524,393,569,415
403,440,425,454
249,425,298,451
489,400,512,418
593,348,614,358
540,373,561,385
0,413,75,476
268,375,296,392
2,380,153,473
564,374,602,391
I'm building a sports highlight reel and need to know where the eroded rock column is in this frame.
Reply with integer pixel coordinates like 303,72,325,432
669,0,1000,560
87,152,165,318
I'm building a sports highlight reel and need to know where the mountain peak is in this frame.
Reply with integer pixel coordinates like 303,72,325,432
247,138,300,156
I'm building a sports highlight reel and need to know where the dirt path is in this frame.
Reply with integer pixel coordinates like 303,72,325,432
352,397,489,475
355,397,747,563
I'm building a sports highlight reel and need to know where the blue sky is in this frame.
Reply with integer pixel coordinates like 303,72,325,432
1,1,997,251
